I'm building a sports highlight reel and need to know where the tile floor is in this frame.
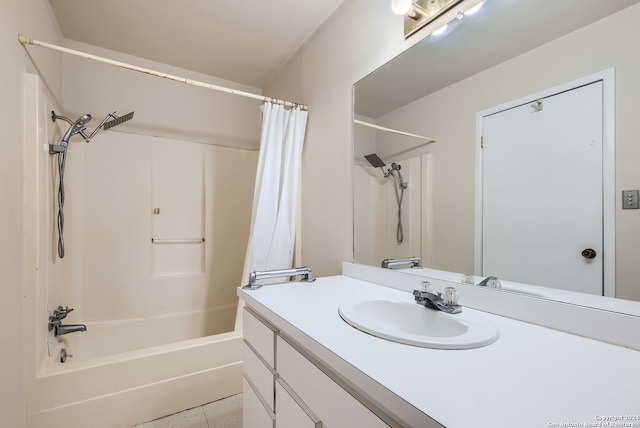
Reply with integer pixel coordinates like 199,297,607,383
131,393,242,428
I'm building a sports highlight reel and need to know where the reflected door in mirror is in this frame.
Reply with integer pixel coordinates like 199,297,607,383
480,81,603,295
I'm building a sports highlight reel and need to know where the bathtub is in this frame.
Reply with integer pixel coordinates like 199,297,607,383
27,309,243,428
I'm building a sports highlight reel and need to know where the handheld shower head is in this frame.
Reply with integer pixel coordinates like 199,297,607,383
76,114,92,126
52,111,93,146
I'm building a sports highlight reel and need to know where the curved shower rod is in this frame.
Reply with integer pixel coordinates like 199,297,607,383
354,119,436,142
18,34,308,111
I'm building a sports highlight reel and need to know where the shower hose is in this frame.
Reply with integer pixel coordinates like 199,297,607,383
390,172,405,243
56,150,66,258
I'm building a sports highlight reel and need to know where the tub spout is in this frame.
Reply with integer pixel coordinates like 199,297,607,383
55,324,87,336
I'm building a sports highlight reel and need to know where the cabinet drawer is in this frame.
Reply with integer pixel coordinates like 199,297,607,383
243,307,277,368
277,336,388,428
243,377,275,428
275,378,321,428
243,341,275,411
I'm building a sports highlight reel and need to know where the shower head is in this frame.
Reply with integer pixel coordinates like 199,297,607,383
52,111,93,145
364,153,386,168
103,111,134,130
390,162,408,189
76,113,92,126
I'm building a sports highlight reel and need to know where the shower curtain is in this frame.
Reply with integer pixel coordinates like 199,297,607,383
235,102,308,330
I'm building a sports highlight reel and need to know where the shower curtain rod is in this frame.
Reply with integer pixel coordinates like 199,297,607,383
353,119,436,142
18,34,308,111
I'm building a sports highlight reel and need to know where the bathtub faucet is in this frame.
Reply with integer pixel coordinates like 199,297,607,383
242,266,316,290
54,324,87,336
48,305,87,336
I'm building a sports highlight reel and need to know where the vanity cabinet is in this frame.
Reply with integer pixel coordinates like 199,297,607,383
242,307,388,428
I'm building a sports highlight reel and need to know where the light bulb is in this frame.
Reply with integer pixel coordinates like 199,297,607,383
465,1,484,15
391,0,413,15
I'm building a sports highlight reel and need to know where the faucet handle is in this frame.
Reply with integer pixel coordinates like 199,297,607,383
52,305,74,321
420,281,434,294
443,287,459,306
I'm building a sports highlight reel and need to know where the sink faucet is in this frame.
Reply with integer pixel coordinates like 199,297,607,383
413,282,462,314
478,276,502,288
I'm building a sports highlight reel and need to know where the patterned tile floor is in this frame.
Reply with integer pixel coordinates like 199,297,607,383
131,393,242,428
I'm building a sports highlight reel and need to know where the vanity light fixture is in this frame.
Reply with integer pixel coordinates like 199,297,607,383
394,0,485,39
391,0,415,16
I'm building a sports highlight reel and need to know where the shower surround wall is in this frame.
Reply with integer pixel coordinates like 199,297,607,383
58,40,261,334
23,39,262,427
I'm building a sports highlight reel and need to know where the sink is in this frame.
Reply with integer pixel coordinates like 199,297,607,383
338,298,499,349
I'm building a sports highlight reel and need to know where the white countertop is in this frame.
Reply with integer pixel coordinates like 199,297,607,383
239,275,640,428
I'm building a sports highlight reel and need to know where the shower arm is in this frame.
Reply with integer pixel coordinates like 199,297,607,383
77,112,117,143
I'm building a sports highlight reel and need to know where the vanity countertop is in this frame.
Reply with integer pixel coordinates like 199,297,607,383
238,275,640,428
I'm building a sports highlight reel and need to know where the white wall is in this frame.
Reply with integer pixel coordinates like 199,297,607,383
1,0,63,426
62,40,263,150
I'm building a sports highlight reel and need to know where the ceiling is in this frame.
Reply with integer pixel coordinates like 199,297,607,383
355,0,640,118
48,0,345,89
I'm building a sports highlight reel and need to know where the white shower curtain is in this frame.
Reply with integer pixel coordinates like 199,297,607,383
235,102,308,330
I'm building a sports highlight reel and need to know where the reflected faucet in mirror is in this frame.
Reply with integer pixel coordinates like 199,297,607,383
381,256,421,269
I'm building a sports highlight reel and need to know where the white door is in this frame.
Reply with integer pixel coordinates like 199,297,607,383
480,81,603,295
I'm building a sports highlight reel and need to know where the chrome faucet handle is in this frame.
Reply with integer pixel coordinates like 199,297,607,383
53,305,74,319
48,317,61,331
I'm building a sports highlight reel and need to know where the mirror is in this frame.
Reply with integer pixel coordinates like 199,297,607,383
353,0,640,308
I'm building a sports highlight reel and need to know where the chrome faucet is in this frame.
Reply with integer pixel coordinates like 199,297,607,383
381,257,421,269
48,305,87,336
54,324,87,336
478,276,502,288
242,266,316,290
413,282,462,314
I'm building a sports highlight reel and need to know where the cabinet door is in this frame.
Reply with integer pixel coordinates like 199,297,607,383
243,377,275,428
275,379,321,428
243,308,276,368
277,336,388,428
243,342,275,411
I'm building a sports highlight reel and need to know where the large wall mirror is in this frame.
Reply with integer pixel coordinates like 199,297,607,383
353,0,640,311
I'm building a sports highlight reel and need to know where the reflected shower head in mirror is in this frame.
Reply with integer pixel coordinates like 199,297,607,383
364,153,408,243
364,153,387,168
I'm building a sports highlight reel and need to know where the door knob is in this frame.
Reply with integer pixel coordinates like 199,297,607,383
581,248,597,259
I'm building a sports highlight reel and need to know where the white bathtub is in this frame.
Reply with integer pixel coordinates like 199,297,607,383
27,309,243,428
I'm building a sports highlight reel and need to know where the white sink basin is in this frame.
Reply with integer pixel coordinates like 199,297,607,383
338,298,499,349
